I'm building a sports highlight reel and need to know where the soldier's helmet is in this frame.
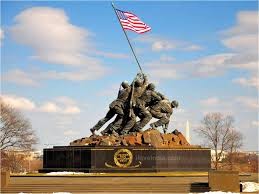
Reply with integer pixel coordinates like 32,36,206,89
147,83,155,90
121,81,129,88
171,100,179,108
134,79,142,87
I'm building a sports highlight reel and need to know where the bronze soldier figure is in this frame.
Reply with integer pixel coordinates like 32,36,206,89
90,81,131,135
120,74,149,134
149,100,179,134
131,83,162,132
89,73,179,136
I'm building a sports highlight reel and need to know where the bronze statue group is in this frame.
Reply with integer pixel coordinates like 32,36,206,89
90,73,178,136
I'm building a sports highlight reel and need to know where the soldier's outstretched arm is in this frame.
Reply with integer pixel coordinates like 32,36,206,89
128,82,135,117
143,74,148,86
161,105,173,114
157,92,168,100
117,84,122,98
152,91,162,101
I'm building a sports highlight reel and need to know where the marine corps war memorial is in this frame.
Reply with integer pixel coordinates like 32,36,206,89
3,2,255,193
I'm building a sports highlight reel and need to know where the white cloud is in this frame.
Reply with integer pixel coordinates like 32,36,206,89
148,66,179,79
144,53,233,80
223,34,257,52
40,68,109,81
63,130,79,136
40,97,81,115
144,51,256,80
143,55,180,80
42,96,81,115
159,55,175,62
233,76,259,89
221,11,258,88
1,94,81,114
200,97,220,106
10,7,92,66
182,44,203,51
3,69,39,86
7,51,243,84
188,53,234,77
0,28,4,45
55,96,77,105
226,11,258,35
136,34,203,52
235,96,259,110
174,108,185,113
63,106,81,114
225,53,258,71
39,102,60,113
151,40,175,51
251,121,259,127
97,83,121,97
3,66,110,86
222,11,258,52
1,95,36,111
199,97,236,116
94,51,129,59
143,11,258,81
8,6,110,83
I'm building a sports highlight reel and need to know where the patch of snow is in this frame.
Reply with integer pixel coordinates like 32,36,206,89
14,172,27,175
242,182,259,192
190,192,239,194
53,193,71,194
190,182,259,194
45,172,107,176
46,171,85,175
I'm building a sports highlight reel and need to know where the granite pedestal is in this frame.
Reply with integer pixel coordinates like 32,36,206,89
39,146,211,173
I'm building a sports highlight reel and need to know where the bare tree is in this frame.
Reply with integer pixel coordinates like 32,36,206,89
196,112,243,170
1,151,28,173
226,130,243,170
0,100,38,150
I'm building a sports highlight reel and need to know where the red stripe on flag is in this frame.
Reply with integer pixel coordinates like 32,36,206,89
116,9,151,34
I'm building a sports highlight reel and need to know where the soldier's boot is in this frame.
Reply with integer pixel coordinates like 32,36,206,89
151,120,164,130
120,130,129,135
121,115,136,135
90,128,96,135
91,110,116,134
100,130,109,136
136,128,143,132
101,121,114,136
134,113,152,131
150,123,157,129
107,124,120,137
132,126,143,133
111,130,119,137
91,119,107,136
94,118,109,130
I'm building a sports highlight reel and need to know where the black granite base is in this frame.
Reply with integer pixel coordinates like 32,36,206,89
39,146,211,173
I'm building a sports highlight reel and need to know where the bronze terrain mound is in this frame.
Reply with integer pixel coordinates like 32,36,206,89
70,129,199,148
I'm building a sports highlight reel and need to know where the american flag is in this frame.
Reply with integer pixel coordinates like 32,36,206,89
116,9,151,34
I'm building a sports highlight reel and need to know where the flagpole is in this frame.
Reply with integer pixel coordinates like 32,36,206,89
111,2,144,75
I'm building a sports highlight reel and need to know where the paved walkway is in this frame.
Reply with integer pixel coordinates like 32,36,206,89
1,173,257,193
1,176,209,193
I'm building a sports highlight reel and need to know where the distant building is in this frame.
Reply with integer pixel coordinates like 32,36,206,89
210,150,227,161
28,150,43,160
239,151,259,156
210,150,258,162
2,149,43,160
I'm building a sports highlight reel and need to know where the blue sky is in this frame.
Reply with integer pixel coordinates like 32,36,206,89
1,1,258,151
